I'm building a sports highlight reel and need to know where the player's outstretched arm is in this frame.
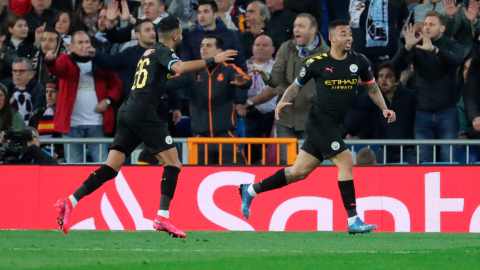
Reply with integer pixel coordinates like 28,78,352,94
170,50,237,74
365,82,396,123
275,82,301,120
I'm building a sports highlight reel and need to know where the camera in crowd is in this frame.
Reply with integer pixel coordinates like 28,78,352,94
0,129,35,164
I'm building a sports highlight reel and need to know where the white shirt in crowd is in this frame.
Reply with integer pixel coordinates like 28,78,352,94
70,61,102,126
247,57,278,114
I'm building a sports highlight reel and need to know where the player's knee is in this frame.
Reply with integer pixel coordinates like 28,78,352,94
339,159,354,172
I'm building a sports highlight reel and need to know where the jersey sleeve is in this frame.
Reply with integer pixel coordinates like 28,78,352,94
295,60,318,87
358,54,375,84
156,46,181,71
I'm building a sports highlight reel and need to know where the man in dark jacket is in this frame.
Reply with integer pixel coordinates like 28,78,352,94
392,11,463,163
86,19,182,125
9,57,46,126
354,61,417,164
169,35,252,165
265,0,297,51
24,0,60,37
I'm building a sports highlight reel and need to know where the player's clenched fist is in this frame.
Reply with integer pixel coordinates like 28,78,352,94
383,109,396,123
214,50,237,63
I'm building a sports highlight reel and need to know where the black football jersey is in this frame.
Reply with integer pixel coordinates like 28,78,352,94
127,42,180,108
295,51,375,123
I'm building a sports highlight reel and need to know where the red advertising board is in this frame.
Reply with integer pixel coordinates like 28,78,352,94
1,166,479,233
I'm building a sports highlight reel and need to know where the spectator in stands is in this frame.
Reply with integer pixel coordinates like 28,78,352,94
250,13,329,164
9,58,46,125
356,148,377,165
86,19,181,124
402,0,445,36
181,0,247,72
349,0,409,76
464,53,480,135
45,31,122,163
6,16,34,58
168,35,251,165
137,148,160,165
94,7,117,54
393,11,462,163
442,0,480,57
216,0,246,31
0,84,26,132
167,0,199,29
10,0,33,16
55,11,84,50
32,28,67,86
52,0,83,12
240,34,278,164
0,0,15,30
241,1,269,58
105,0,168,45
24,0,61,36
355,61,417,164
74,0,104,36
12,126,58,164
0,27,18,85
29,79,63,161
264,0,297,51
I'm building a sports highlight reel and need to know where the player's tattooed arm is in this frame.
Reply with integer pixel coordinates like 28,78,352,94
366,82,397,123
275,82,302,120
365,82,387,111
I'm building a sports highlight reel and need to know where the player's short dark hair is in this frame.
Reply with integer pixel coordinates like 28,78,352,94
328,20,350,34
356,148,376,165
156,16,180,38
138,149,160,165
425,10,446,26
198,0,218,13
203,34,223,49
296,13,318,30
378,61,401,82
134,19,154,33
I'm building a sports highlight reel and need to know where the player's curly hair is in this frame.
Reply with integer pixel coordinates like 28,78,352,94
156,16,180,38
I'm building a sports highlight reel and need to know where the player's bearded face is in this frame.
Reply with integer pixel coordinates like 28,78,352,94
173,29,183,48
332,26,353,53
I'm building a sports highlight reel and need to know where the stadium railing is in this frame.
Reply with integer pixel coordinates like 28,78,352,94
40,138,480,165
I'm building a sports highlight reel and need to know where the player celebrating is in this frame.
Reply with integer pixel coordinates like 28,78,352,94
54,17,239,238
241,20,396,234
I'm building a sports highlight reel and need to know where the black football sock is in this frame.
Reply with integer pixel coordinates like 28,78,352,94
72,165,118,201
252,168,288,195
159,166,180,211
338,180,358,218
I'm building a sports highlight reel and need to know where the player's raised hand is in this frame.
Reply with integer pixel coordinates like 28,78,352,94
231,74,248,86
403,24,421,51
214,50,237,63
383,109,396,123
45,50,56,61
275,100,292,120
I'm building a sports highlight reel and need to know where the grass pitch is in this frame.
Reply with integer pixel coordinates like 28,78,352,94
1,230,479,269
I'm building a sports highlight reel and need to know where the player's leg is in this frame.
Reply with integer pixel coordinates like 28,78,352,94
55,111,141,234
239,148,322,219
330,150,377,234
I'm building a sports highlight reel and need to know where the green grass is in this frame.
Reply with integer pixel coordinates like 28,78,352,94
0,230,479,269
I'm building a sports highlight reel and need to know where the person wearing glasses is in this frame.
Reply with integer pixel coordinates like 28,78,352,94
8,57,46,126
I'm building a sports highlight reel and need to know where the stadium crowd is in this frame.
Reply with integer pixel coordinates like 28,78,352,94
0,0,480,165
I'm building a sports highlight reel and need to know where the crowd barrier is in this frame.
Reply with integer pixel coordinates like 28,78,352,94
1,166,479,233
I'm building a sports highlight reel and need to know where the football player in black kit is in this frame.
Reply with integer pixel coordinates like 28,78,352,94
239,20,396,234
54,17,240,238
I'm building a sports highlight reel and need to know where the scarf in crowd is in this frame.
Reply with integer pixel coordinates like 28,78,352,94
38,105,55,138
350,0,389,47
294,34,319,58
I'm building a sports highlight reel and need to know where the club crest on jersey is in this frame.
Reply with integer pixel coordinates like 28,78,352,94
300,67,306,77
166,136,173,145
350,64,358,73
172,53,178,59
331,142,340,151
217,73,224,81
143,49,155,56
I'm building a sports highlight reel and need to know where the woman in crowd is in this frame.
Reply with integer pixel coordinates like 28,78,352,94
74,0,105,36
5,16,33,58
0,85,26,132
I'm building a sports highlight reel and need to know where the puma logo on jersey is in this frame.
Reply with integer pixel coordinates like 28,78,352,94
326,67,333,73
